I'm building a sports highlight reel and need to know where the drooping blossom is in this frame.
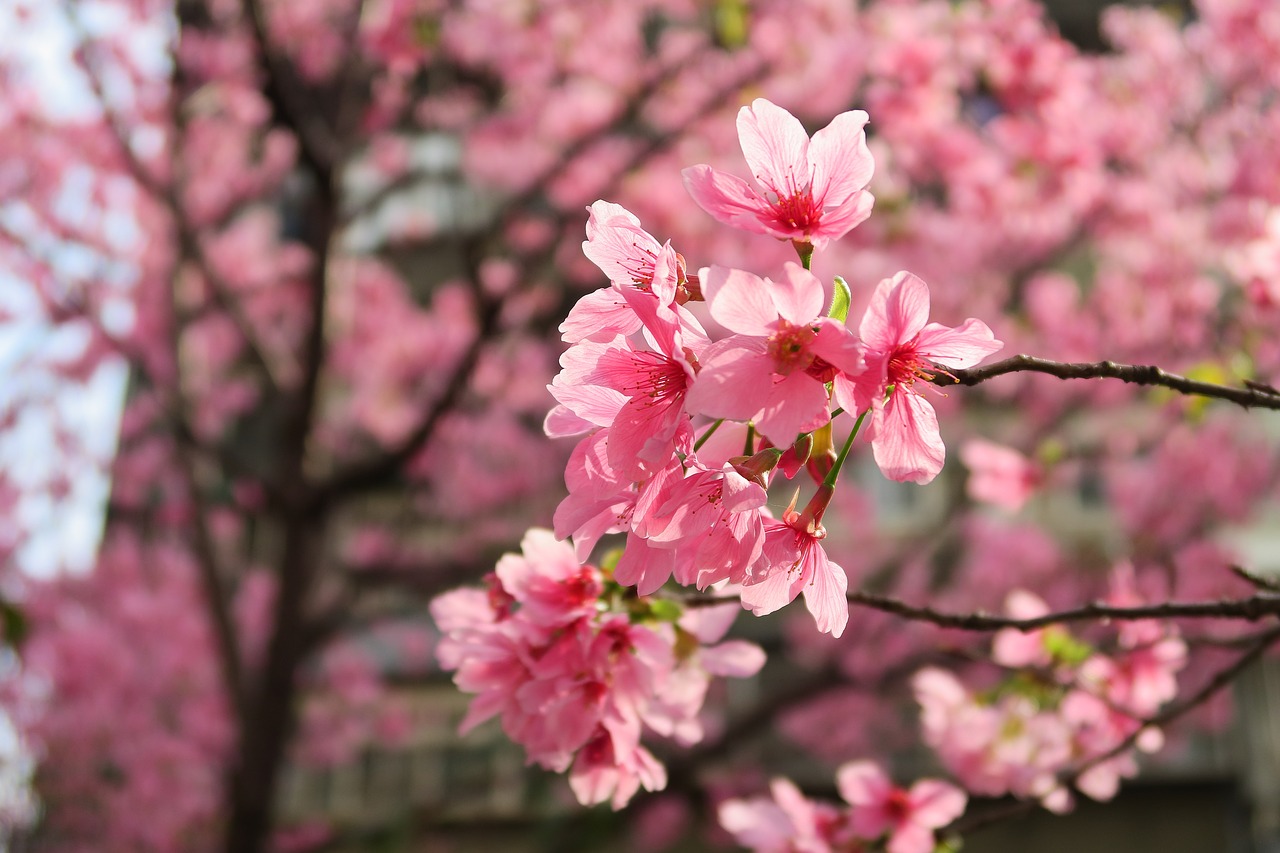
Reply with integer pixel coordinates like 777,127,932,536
683,98,875,252
844,272,1003,484
686,263,865,447
431,530,764,809
739,504,850,638
719,760,965,853
719,777,844,853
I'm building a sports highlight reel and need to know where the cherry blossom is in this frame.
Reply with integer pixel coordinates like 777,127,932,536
683,97,876,254
844,271,1003,484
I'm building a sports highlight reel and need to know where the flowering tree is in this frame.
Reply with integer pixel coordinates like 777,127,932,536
3,0,1280,852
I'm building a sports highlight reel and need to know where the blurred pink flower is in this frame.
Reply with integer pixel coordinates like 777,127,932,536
961,438,1042,511
837,760,966,853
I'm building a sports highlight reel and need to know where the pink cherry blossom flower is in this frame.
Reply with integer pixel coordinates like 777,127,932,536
719,777,843,853
550,246,702,480
685,263,864,447
561,202,703,344
843,271,1003,484
837,761,966,853
494,528,602,631
684,98,875,252
739,508,849,638
642,460,768,589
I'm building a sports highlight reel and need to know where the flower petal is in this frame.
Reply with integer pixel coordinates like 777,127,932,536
682,165,776,237
915,318,1003,369
860,271,930,351
703,265,779,336
872,391,945,484
808,108,873,205
737,98,811,196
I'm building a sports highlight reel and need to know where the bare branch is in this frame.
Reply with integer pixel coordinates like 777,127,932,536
684,588,1280,628
940,355,1280,411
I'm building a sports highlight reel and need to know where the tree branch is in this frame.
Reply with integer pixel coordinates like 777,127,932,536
685,588,1280,629
845,589,1280,631
940,355,1280,411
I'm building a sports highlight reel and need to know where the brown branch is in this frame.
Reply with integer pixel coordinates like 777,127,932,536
64,2,285,395
242,0,340,191
845,590,1280,631
940,355,1280,411
685,589,1280,629
311,238,497,506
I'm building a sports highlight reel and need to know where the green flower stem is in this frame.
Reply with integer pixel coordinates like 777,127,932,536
822,409,869,489
693,418,724,452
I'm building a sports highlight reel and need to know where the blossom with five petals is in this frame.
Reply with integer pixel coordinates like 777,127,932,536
683,98,875,252
842,271,1002,484
837,761,967,853
685,262,864,447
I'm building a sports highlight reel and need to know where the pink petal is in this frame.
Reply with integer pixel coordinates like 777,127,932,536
614,537,676,596
736,98,811,196
682,165,775,237
700,639,767,677
543,404,596,438
772,262,825,325
914,318,1003,369
872,391,945,484
685,339,773,423
548,382,626,428
810,189,875,247
810,319,866,376
582,200,661,286
755,371,830,447
704,265,778,336
887,823,936,853
801,550,848,637
808,108,873,205
560,287,642,343
837,759,893,807
739,565,802,616
907,780,967,829
860,271,930,351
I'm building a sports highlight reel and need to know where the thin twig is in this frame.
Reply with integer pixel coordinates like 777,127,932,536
942,355,1280,411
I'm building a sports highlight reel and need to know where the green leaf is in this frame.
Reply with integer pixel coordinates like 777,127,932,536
599,547,624,574
1043,627,1093,666
647,599,683,623
829,276,851,323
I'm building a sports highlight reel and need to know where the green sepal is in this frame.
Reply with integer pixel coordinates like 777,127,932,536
828,275,851,323
647,599,684,623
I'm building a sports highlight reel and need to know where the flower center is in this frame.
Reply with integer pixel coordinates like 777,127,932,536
767,321,817,374
888,346,936,390
769,189,822,233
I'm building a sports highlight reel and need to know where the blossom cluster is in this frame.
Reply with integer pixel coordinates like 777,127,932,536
430,529,765,809
719,761,966,853
915,568,1187,812
546,99,1002,638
